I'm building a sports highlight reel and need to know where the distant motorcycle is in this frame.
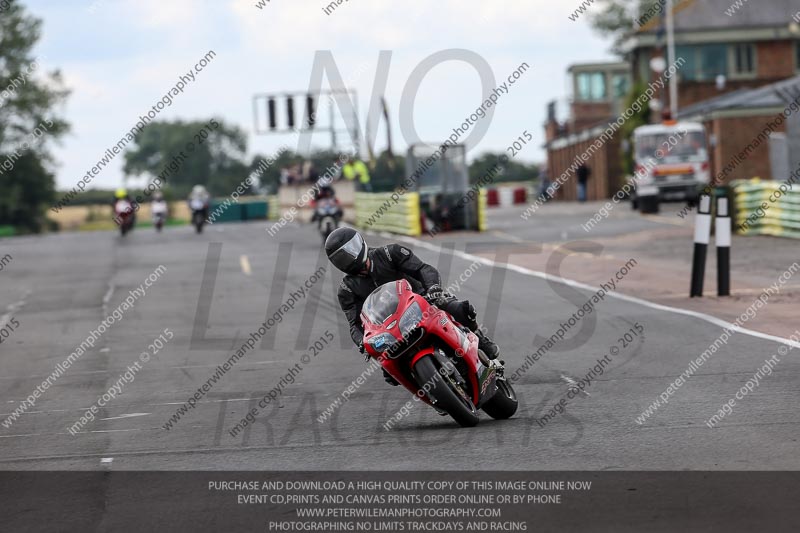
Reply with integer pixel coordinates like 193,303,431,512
114,200,135,236
190,198,207,234
151,201,168,232
362,279,517,427
314,197,341,242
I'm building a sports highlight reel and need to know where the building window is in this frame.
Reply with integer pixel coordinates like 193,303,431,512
731,43,756,77
612,74,630,98
675,44,728,81
576,72,607,101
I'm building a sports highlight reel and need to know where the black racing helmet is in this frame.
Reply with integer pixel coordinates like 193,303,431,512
325,227,368,275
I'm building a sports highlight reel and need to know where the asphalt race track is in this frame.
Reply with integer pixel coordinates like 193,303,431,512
1,215,798,472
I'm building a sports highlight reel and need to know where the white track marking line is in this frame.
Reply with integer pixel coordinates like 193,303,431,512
100,413,150,421
561,375,591,397
640,214,692,227
100,457,113,464
90,429,147,434
102,283,115,306
0,290,29,327
0,361,294,380
240,254,252,276
381,231,800,349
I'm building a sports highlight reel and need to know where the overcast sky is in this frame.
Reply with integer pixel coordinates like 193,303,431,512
29,0,615,190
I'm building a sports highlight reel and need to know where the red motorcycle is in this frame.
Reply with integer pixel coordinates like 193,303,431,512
362,280,517,427
114,199,135,236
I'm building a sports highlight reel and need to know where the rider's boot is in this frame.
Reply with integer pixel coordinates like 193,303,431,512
475,329,500,360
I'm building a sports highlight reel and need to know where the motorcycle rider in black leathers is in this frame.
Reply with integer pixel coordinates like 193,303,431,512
324,227,500,385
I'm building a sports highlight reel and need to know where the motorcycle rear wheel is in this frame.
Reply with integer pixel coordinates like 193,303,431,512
413,355,479,428
481,378,518,420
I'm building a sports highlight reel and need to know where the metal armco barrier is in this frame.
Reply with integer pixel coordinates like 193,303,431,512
716,196,731,297
355,192,422,236
732,178,800,238
690,194,712,298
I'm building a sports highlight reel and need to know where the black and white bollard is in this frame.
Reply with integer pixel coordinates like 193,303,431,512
690,194,712,298
716,196,731,296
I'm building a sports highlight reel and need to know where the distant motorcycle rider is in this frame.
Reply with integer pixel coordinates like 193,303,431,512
310,182,343,224
112,187,133,209
111,188,137,225
151,191,168,227
325,228,500,383
188,184,210,219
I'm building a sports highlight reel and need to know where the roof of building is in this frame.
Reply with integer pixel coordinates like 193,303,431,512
640,0,796,33
568,61,629,73
634,121,705,135
679,75,800,118
548,76,800,150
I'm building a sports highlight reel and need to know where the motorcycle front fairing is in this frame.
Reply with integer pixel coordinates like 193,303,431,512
362,280,497,407
316,198,342,221
190,198,207,212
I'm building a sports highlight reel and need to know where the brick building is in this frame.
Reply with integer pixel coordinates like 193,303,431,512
679,76,800,184
544,62,631,202
544,0,800,201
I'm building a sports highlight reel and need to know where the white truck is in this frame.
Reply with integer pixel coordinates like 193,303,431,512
630,121,710,213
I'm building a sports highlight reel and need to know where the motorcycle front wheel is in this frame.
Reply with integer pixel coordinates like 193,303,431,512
413,355,479,428
320,221,332,241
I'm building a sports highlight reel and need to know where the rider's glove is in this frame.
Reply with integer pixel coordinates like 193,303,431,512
425,284,444,303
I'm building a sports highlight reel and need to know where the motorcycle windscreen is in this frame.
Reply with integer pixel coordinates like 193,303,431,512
362,282,400,325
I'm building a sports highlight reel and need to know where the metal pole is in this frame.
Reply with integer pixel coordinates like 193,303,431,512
329,96,337,151
351,90,361,157
665,0,678,117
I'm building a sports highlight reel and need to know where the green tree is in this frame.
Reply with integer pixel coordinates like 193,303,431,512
249,148,302,194
588,0,662,52
123,119,248,197
468,153,539,185
372,150,405,192
0,152,56,233
619,81,652,175
0,0,70,233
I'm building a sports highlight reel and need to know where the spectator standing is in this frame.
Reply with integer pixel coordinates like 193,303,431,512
576,163,591,203
342,156,372,192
